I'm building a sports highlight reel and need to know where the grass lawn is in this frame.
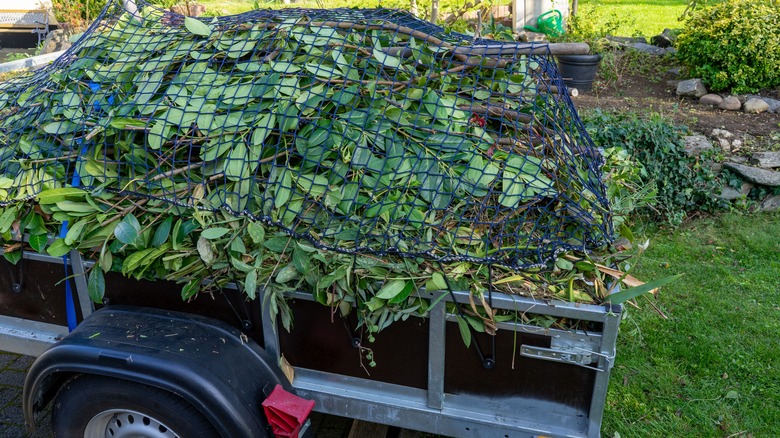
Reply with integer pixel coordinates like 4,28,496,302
576,0,689,37
604,212,780,436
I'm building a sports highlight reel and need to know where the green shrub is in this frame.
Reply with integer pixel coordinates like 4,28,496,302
582,110,726,226
676,0,780,93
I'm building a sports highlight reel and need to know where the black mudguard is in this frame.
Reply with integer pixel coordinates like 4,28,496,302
23,305,290,438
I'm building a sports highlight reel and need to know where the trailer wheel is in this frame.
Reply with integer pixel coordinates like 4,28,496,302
51,374,218,438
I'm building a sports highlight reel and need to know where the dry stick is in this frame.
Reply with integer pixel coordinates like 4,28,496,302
262,48,281,63
462,104,534,124
150,162,206,182
100,198,150,226
463,104,560,144
328,42,372,57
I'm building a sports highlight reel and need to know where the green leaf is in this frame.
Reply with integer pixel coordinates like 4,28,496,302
109,117,146,129
275,171,293,209
196,236,215,264
99,247,113,272
87,268,105,303
245,269,258,299
263,236,290,253
3,250,22,265
251,113,276,146
46,238,70,257
134,71,165,106
36,188,85,205
151,217,172,247
292,244,312,273
555,258,574,270
375,279,406,300
365,296,385,312
114,214,141,245
430,272,448,290
456,316,472,348
248,222,265,244
388,281,414,304
272,263,297,283
605,274,683,304
308,128,329,147
181,279,200,300
294,173,328,198
148,122,169,150
201,227,230,239
28,234,48,253
43,121,80,135
230,237,246,254
122,248,156,275
372,48,401,69
184,17,211,37
64,219,88,245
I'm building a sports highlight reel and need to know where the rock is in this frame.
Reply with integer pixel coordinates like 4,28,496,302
699,94,723,106
741,182,754,196
750,151,780,168
666,67,682,76
606,36,647,45
746,96,780,113
718,186,743,201
743,98,770,114
676,79,707,98
723,163,780,187
760,195,780,212
718,96,741,111
711,129,736,153
629,43,668,56
683,135,714,156
651,28,680,48
765,98,780,113
726,156,748,164
707,162,723,173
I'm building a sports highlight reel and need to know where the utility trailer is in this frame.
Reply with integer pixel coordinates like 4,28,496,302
0,8,622,436
0,246,621,438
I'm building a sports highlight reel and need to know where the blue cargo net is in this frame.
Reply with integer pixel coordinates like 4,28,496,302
0,0,612,269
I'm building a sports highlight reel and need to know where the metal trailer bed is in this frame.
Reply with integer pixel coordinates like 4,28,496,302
0,246,621,438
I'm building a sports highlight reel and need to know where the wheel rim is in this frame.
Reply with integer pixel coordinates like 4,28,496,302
84,409,180,438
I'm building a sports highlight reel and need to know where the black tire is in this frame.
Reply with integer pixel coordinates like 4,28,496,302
51,374,219,438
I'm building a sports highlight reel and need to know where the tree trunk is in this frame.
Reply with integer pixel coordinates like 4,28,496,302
431,0,439,23
410,0,418,17
571,0,579,17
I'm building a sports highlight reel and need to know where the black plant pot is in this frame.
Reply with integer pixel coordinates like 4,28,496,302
556,54,603,93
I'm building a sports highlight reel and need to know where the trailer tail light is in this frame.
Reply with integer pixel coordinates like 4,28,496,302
262,384,315,438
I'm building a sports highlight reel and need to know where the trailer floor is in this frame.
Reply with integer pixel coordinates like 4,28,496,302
0,352,426,438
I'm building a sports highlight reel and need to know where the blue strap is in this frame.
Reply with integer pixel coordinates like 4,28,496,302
61,83,99,331
60,150,85,332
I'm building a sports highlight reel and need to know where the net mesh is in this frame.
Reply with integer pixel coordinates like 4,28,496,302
0,0,612,269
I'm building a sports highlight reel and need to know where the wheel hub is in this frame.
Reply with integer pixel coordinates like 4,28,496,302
84,409,179,438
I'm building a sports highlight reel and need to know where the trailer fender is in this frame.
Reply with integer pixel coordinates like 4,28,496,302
23,305,291,438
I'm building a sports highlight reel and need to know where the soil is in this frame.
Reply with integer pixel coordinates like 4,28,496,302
572,68,780,153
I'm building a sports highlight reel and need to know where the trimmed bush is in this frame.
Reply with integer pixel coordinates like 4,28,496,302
676,0,780,93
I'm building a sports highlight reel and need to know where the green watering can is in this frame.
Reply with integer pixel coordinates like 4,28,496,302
523,9,565,37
